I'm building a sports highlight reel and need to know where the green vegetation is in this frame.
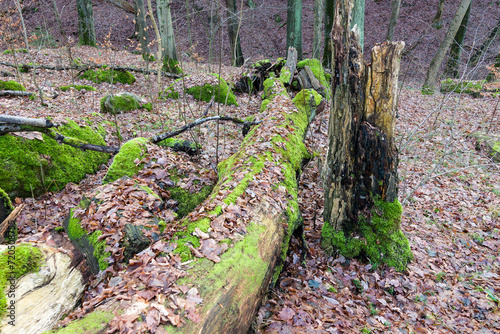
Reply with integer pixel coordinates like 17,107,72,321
42,311,114,334
162,56,182,74
59,85,96,92
0,80,26,91
2,49,27,55
321,196,413,271
186,73,237,105
103,137,149,184
158,138,201,155
0,244,43,317
100,92,152,114
159,82,180,100
297,58,331,97
440,79,485,94
0,120,109,198
79,69,136,85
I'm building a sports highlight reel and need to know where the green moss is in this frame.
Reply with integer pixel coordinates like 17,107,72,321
169,184,214,219
421,85,435,95
100,93,151,114
260,99,271,112
251,59,272,68
159,84,180,100
440,79,485,94
186,73,238,105
0,188,13,213
321,197,413,271
0,120,109,198
0,80,26,91
79,69,136,85
0,244,43,318
162,56,183,74
158,138,202,155
103,137,149,184
262,77,288,100
279,66,291,85
296,59,331,97
2,48,27,55
59,85,96,92
42,311,114,334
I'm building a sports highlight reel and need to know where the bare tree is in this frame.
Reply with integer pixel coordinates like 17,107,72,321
157,0,181,73
386,0,401,41
312,0,324,59
445,1,471,78
134,0,152,60
225,0,244,66
76,0,96,46
287,0,303,59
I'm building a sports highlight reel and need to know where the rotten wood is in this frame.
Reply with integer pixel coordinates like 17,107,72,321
0,204,23,244
284,46,298,86
0,90,35,98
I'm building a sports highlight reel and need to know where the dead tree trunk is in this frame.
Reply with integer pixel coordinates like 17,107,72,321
322,0,412,271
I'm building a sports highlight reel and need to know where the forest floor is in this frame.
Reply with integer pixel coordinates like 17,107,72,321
1,45,499,334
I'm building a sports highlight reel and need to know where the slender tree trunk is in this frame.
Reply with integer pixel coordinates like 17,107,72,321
445,2,471,78
322,0,412,271
386,0,401,41
351,0,365,49
422,0,472,94
432,0,446,29
313,0,324,59
76,0,96,46
225,0,244,66
287,0,303,60
157,0,181,73
470,18,500,66
322,0,335,69
134,0,152,60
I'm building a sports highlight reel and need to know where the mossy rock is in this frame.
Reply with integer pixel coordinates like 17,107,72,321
100,92,152,114
321,197,413,271
186,73,238,105
297,59,331,97
0,120,110,198
440,79,485,94
103,137,150,184
469,132,500,162
0,80,25,91
158,138,202,155
79,69,136,85
59,85,96,92
0,244,43,318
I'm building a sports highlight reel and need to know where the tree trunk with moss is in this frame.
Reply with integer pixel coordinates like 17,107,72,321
76,0,96,46
322,0,412,271
312,0,323,59
157,0,181,73
134,0,152,60
432,0,446,29
322,0,335,69
445,1,471,79
470,18,500,67
422,0,472,94
225,0,244,67
287,0,303,60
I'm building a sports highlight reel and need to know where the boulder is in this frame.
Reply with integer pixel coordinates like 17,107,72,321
100,92,152,114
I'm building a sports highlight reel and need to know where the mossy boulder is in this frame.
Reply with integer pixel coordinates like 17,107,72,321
0,244,43,318
103,137,149,184
158,138,202,155
79,69,136,85
186,73,238,105
469,132,500,162
0,80,25,91
0,121,110,198
100,92,152,114
440,79,485,94
59,85,96,92
297,59,331,97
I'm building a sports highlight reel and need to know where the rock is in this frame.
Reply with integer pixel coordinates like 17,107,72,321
100,92,152,114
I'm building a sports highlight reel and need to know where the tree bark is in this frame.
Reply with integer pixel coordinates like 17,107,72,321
322,0,335,69
386,0,401,41
313,0,324,59
134,0,152,60
76,0,96,46
470,18,500,66
225,0,244,67
322,0,412,271
422,0,472,94
157,0,181,73
432,0,446,29
445,2,471,78
351,0,365,49
287,0,303,60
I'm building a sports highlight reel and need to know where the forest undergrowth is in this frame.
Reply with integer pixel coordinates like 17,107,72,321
1,46,499,333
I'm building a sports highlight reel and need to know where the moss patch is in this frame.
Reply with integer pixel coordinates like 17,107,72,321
0,120,110,198
42,311,114,334
0,244,43,318
79,69,136,85
103,137,149,184
100,92,152,114
186,73,238,105
159,82,180,100
158,138,202,155
0,80,25,91
297,59,331,97
2,48,27,55
60,84,96,92
321,197,413,271
162,56,183,74
440,79,485,94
